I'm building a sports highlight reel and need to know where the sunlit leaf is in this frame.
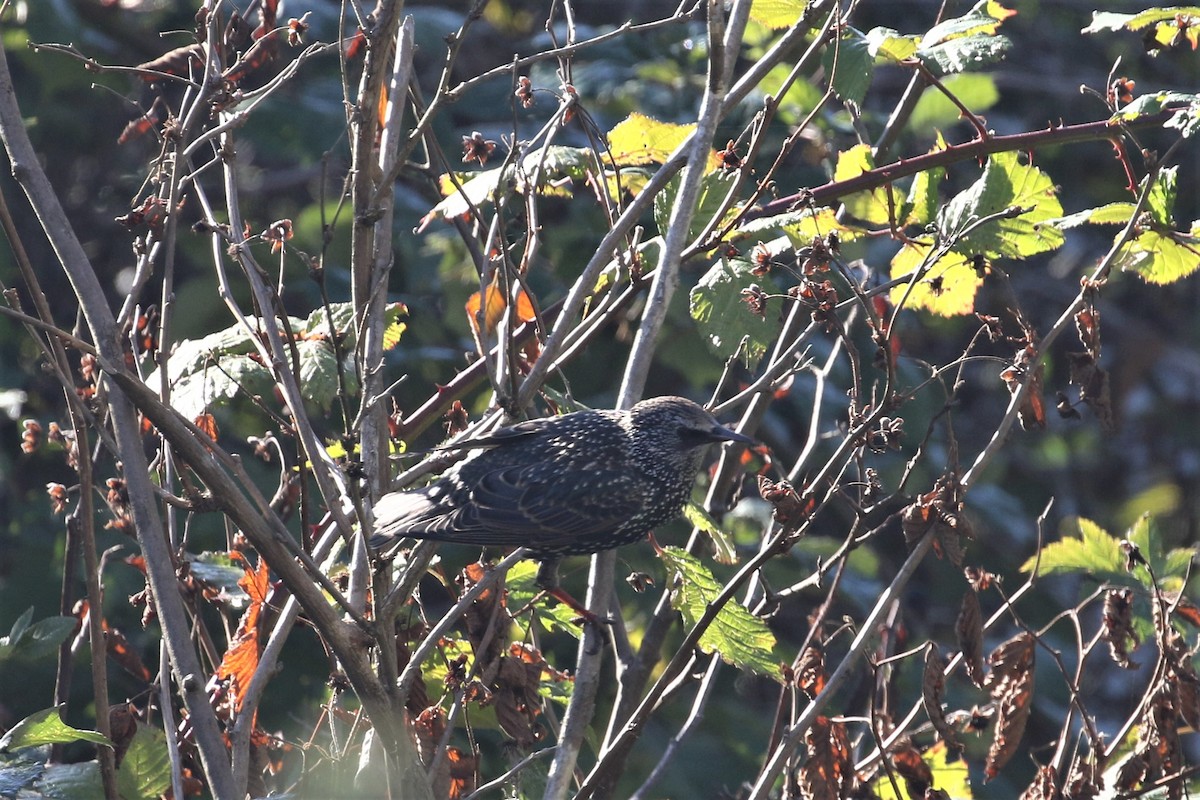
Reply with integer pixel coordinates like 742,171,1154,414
834,143,895,225
749,0,808,30
890,242,981,316
0,707,111,751
938,151,1064,258
873,742,973,799
214,555,270,713
1084,8,1200,49
922,0,1016,46
607,113,695,165
422,146,590,227
504,560,583,638
1117,228,1200,284
1019,517,1124,577
660,547,780,679
682,501,739,565
1044,203,1138,229
864,26,920,61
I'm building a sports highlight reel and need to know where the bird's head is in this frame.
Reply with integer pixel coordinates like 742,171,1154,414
628,396,754,456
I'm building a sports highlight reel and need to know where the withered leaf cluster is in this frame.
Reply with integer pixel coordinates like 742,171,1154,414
902,473,973,566
984,632,1035,781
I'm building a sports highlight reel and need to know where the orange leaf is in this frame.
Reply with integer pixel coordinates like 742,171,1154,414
465,276,537,345
215,555,270,713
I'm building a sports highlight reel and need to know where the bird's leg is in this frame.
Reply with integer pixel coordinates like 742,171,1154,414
535,558,610,633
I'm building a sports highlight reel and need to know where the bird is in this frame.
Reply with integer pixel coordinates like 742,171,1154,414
371,396,752,605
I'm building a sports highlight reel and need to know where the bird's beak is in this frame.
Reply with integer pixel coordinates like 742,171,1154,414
709,424,755,445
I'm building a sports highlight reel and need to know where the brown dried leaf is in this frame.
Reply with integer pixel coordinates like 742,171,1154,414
922,644,962,759
889,739,933,798
445,746,477,799
458,561,506,666
1075,306,1101,359
956,589,985,688
1064,755,1101,800
1068,352,1114,433
799,716,852,800
1101,587,1139,669
1019,765,1058,800
135,44,203,81
1000,346,1047,430
985,632,1035,781
797,646,826,699
757,476,812,533
903,474,970,563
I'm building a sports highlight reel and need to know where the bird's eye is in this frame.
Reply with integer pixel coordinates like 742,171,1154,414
678,425,713,445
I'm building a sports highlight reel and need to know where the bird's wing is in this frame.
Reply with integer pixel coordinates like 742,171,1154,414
371,485,461,542
448,464,647,550
436,417,562,452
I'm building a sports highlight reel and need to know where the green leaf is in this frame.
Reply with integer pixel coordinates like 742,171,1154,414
114,725,171,800
1165,101,1200,138
922,0,1016,45
424,146,590,225
0,708,112,752
303,301,357,340
938,151,1064,258
821,29,874,106
296,338,354,411
864,27,920,61
905,162,945,226
1117,228,1200,284
682,502,738,565
735,207,854,248
653,170,739,243
504,560,583,637
1112,91,1200,126
660,547,780,679
909,73,1000,132
1113,93,1200,139
1044,202,1138,229
1125,514,1195,592
918,33,1011,75
915,0,1015,75
749,0,808,31
1020,517,1124,577
1147,167,1177,227
689,256,783,369
164,353,274,421
1084,8,1200,49
0,609,75,664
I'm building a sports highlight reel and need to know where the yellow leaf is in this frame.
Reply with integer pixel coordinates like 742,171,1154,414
891,241,981,316
834,144,894,226
750,0,809,30
607,113,696,166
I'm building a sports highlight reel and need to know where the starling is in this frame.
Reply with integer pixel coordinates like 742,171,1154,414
371,396,752,590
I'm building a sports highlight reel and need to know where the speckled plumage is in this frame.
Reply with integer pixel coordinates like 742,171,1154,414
371,396,750,580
